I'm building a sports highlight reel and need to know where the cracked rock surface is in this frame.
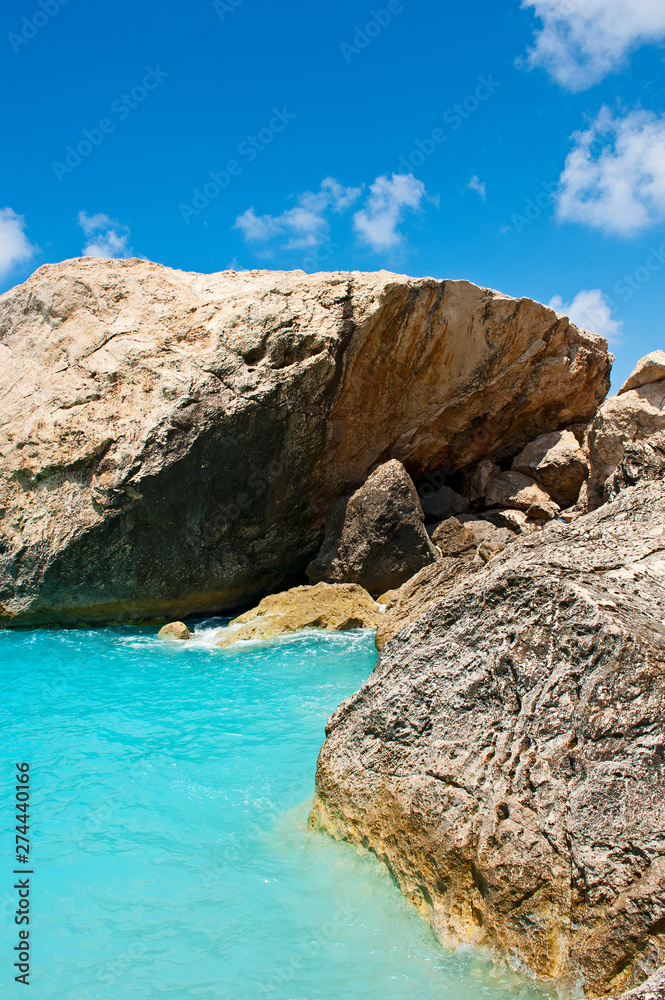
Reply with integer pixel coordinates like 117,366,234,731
0,258,609,625
311,481,665,997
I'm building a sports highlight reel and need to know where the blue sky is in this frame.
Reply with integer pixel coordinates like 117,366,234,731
1,0,664,387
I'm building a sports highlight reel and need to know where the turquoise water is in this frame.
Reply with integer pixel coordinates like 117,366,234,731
1,622,553,1000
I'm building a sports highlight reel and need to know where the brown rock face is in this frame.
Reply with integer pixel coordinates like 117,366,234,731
306,460,438,596
312,481,665,997
484,470,559,519
215,582,379,646
512,429,589,507
619,352,665,395
0,258,610,626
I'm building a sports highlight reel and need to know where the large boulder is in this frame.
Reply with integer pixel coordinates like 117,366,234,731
312,481,665,997
306,460,437,595
586,378,665,507
215,582,379,646
512,429,589,507
484,470,559,519
619,352,665,395
0,258,610,626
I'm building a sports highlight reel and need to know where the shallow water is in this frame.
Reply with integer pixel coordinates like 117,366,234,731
0,622,554,1000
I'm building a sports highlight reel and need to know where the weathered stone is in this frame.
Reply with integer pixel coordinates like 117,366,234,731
461,519,513,547
607,432,665,500
602,965,665,1000
216,582,379,646
512,429,589,507
306,460,437,596
312,481,665,997
420,484,469,519
484,471,559,519
586,380,665,507
0,258,610,626
374,557,479,651
459,459,500,502
477,537,507,562
430,517,476,556
619,351,665,395
157,621,191,640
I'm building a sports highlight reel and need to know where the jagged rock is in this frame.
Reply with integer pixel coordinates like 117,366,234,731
619,351,665,395
459,459,500,502
311,481,665,997
512,429,589,507
430,517,476,556
602,966,665,1000
215,582,379,646
477,537,507,562
420,484,469,519
0,258,610,626
483,508,546,534
607,432,665,500
484,471,559,519
374,557,479,651
461,519,513,547
586,379,665,507
157,621,191,640
306,460,437,596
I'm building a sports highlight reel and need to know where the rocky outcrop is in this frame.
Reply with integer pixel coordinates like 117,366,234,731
306,460,437,595
0,258,610,626
430,517,477,556
157,621,191,640
619,352,665,395
512,429,589,508
586,380,665,507
420,485,470,519
312,481,665,997
216,582,379,646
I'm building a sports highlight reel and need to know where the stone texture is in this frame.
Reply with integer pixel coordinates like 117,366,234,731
619,352,665,395
430,517,477,556
459,458,500,502
461,518,513,547
484,471,559,519
374,557,479,651
483,508,545,534
512,429,589,507
306,460,437,596
420,484,470,519
312,481,665,997
0,258,610,626
215,582,379,646
586,381,665,508
157,621,191,640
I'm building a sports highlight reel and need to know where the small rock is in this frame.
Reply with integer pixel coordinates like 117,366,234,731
484,471,559,520
430,517,477,557
484,509,539,534
307,460,438,596
618,350,665,395
512,429,589,507
459,459,500,502
462,519,513,546
420,484,470,519
477,538,507,562
158,621,191,640
216,582,380,647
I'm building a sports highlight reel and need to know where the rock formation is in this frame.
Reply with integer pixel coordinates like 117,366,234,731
0,258,610,626
215,582,379,646
306,460,437,595
512,429,589,508
312,480,665,997
157,621,191,640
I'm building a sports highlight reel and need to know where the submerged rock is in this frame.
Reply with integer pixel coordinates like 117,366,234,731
312,481,665,997
216,582,379,646
0,258,610,626
306,460,437,595
157,621,191,640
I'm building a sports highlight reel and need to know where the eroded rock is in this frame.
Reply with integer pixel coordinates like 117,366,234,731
216,582,379,646
512,429,589,507
619,351,665,395
306,460,437,595
484,471,559,519
312,482,665,997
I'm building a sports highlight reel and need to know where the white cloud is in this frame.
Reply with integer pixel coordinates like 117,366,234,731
522,0,665,91
77,211,132,258
556,107,665,236
549,289,623,343
352,173,427,251
234,177,362,250
466,175,487,201
0,208,38,280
